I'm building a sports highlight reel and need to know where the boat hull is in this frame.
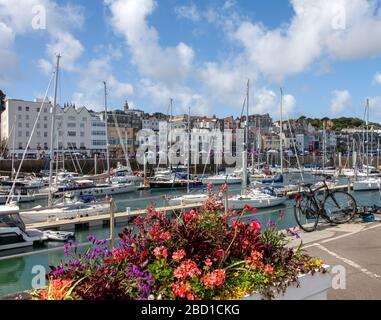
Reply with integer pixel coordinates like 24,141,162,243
229,196,287,209
353,180,381,191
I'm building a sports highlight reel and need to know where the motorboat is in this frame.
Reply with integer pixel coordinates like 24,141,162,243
201,174,241,185
54,179,137,198
0,205,48,251
20,197,111,224
168,193,209,206
228,188,287,210
353,177,381,191
43,230,75,242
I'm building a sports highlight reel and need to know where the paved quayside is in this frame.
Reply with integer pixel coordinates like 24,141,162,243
290,217,381,299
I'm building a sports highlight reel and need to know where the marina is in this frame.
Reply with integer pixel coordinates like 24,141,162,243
2,0,381,302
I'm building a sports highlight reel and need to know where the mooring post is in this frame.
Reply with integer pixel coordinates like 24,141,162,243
110,198,115,248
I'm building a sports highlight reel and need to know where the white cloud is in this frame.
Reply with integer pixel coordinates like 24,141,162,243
223,0,237,10
175,3,200,22
230,0,381,81
253,88,296,118
330,90,351,114
140,79,209,116
0,22,18,85
0,0,85,76
105,0,195,83
73,56,134,110
373,72,381,85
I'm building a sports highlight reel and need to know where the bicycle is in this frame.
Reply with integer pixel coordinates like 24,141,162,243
294,180,357,232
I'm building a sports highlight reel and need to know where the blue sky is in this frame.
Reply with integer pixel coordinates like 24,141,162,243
1,0,381,121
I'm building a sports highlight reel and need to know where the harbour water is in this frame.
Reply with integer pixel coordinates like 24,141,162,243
1,173,381,297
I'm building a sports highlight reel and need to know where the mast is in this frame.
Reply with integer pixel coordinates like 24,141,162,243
11,115,16,181
280,88,284,175
187,106,191,194
242,80,249,193
366,98,370,177
48,54,61,207
103,81,111,183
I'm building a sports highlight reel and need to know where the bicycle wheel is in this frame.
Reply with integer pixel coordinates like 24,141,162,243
323,191,357,224
294,195,320,232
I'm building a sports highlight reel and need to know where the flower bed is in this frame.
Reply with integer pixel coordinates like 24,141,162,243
32,185,327,300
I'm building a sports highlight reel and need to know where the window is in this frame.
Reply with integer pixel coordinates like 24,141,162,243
25,115,29,120
37,131,41,138
68,131,76,137
25,123,29,128
44,116,48,121
92,131,106,136
68,116,76,121
80,123,85,128
18,106,22,111
18,131,22,137
37,108,40,112
37,123,40,129
44,142,48,150
44,132,48,138
80,142,85,149
92,140,107,146
18,142,23,149
26,106,30,112
18,122,22,128
44,124,48,129
82,117,87,122
80,132,85,137
59,131,62,137
44,108,47,113
67,123,76,128
18,114,22,120
26,131,30,137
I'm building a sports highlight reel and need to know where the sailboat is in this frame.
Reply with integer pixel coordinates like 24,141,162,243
18,57,111,223
168,107,209,205
229,83,287,210
353,99,381,191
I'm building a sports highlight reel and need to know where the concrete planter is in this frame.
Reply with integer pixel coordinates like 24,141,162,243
244,265,331,300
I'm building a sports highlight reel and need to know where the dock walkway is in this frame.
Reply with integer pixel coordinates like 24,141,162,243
291,217,381,299
26,203,204,231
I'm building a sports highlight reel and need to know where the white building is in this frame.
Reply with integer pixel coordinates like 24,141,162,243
1,99,107,159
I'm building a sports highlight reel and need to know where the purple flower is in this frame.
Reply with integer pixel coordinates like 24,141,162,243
268,220,277,228
63,244,71,257
280,211,286,219
286,228,301,239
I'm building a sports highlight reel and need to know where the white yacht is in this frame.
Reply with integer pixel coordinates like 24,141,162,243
0,205,47,251
201,174,241,185
20,199,111,224
168,193,209,206
353,177,381,191
228,188,287,210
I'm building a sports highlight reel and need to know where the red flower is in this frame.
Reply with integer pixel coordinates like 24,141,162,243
202,269,226,289
172,250,186,262
153,246,168,259
243,204,252,211
159,232,171,241
250,221,261,232
264,265,274,274
174,260,201,280
252,208,259,213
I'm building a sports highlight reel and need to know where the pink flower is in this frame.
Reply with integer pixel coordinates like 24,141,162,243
250,221,261,232
205,258,213,267
153,246,168,259
159,232,171,241
220,184,228,193
202,269,226,289
174,260,201,280
172,250,186,262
